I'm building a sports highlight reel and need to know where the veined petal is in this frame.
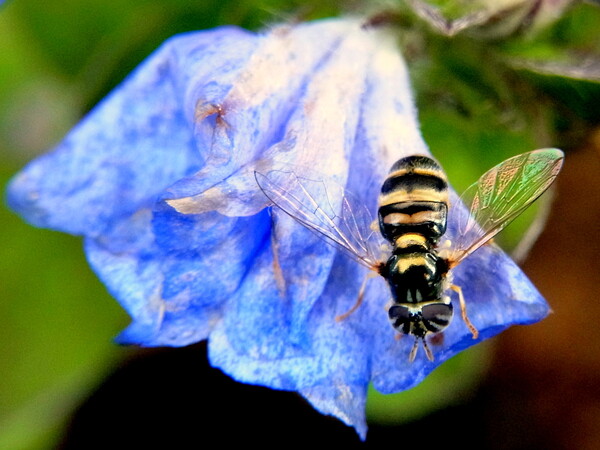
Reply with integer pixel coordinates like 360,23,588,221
209,253,386,438
190,19,363,173
86,207,271,346
300,384,369,440
220,215,336,358
347,28,430,194
6,27,257,236
165,19,378,217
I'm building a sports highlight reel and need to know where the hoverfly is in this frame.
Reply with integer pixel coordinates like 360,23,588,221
255,149,564,362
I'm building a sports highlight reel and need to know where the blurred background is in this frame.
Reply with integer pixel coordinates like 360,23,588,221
1,0,599,448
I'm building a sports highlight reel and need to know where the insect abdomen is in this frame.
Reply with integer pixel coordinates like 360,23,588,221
378,155,449,244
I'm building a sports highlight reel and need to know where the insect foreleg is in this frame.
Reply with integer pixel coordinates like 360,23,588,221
408,337,420,362
335,271,377,322
450,284,479,339
408,337,434,362
421,338,434,362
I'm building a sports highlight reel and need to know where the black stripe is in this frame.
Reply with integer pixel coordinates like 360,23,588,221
378,201,448,243
424,321,448,333
389,155,442,173
427,316,451,326
378,220,446,243
381,173,447,195
379,201,446,217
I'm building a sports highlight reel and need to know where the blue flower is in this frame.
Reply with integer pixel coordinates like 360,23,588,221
6,18,549,439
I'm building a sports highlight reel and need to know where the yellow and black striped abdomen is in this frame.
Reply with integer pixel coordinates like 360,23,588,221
378,155,449,245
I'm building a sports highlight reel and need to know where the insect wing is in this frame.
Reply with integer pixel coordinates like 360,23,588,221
255,170,384,271
447,149,564,265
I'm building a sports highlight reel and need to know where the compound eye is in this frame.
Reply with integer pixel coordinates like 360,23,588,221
421,303,453,333
388,305,410,321
388,305,411,333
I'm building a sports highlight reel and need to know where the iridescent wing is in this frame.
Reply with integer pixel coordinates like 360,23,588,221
446,148,564,266
254,169,386,272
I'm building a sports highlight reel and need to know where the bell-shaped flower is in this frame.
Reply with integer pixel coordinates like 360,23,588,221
6,18,551,439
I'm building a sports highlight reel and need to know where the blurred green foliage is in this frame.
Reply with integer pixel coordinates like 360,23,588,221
1,0,598,447
0,179,128,448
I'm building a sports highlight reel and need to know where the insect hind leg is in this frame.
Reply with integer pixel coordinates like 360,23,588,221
450,284,479,339
335,271,376,322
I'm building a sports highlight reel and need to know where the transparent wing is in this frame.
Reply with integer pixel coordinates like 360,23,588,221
254,169,386,271
446,148,564,266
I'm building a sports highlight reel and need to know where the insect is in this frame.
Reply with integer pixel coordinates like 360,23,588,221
255,149,564,362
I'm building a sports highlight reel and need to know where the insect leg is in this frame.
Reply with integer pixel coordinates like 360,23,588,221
408,337,420,362
450,284,479,339
408,337,434,362
421,338,434,362
269,211,287,298
195,101,229,128
335,271,376,322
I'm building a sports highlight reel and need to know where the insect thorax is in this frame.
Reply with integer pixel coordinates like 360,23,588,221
384,250,453,337
384,249,448,303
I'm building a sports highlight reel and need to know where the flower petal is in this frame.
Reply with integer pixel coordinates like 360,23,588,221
86,206,271,346
6,27,257,236
165,18,378,217
208,253,379,438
